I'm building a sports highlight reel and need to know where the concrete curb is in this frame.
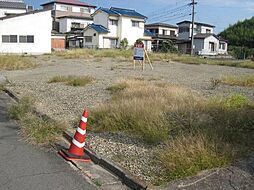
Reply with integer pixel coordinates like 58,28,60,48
63,132,147,190
4,88,148,190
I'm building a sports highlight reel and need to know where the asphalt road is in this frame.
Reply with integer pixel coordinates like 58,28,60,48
0,92,96,190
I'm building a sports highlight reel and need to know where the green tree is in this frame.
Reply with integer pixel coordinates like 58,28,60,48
219,17,254,59
161,40,178,53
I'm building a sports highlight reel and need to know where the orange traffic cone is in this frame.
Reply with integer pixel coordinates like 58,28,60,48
59,110,91,162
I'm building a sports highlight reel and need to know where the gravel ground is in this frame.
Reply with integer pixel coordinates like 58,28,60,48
2,55,254,185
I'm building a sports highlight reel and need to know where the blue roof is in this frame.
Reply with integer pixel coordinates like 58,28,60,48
89,24,109,33
144,29,155,37
98,7,147,19
98,7,119,16
111,7,147,19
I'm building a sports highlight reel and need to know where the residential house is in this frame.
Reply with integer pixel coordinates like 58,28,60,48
58,15,93,33
83,7,152,50
41,0,96,32
0,10,52,54
0,0,26,18
177,20,228,55
145,22,178,51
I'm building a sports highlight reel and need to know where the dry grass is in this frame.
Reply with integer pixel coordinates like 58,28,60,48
53,49,132,59
0,55,35,70
89,79,254,183
156,134,233,182
220,75,254,87
48,75,95,87
0,84,5,92
149,53,254,69
53,49,254,69
19,113,65,145
8,97,65,145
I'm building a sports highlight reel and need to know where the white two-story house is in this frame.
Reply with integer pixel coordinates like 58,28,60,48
177,20,228,55
145,22,178,51
41,0,96,32
83,7,153,50
0,0,26,18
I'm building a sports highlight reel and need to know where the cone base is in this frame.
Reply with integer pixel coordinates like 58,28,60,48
58,149,91,162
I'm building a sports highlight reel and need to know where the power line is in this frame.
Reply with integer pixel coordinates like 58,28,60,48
157,13,192,23
146,1,191,18
149,5,191,21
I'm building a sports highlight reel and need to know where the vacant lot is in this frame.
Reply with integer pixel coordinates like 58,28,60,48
1,53,254,186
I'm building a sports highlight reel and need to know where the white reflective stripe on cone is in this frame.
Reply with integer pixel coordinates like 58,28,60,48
76,127,86,135
81,116,87,123
72,139,85,148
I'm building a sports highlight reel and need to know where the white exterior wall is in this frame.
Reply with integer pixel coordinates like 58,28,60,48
0,11,52,54
200,26,214,34
108,16,118,37
218,42,228,55
158,26,178,36
178,23,214,40
59,17,93,33
55,4,95,13
0,8,26,18
119,17,145,46
195,36,219,56
91,11,151,50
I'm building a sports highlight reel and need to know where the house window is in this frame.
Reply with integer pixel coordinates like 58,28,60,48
2,35,10,43
19,36,27,43
19,35,34,43
209,42,215,52
27,35,34,43
80,7,89,13
206,29,211,33
2,35,17,43
220,43,225,50
132,21,140,27
109,39,118,48
170,30,175,36
179,27,189,33
60,5,68,11
10,35,17,43
162,29,167,35
85,36,92,43
71,22,81,28
109,19,118,26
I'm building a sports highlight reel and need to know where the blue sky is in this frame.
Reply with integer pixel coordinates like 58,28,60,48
24,0,254,33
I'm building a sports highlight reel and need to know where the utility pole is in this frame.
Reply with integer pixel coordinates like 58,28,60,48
190,0,196,56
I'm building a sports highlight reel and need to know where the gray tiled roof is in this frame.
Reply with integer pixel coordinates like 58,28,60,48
177,20,215,28
0,0,26,9
146,22,178,29
194,33,219,40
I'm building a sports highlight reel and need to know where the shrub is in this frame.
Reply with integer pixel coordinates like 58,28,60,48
160,40,178,53
120,38,129,50
48,75,95,87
